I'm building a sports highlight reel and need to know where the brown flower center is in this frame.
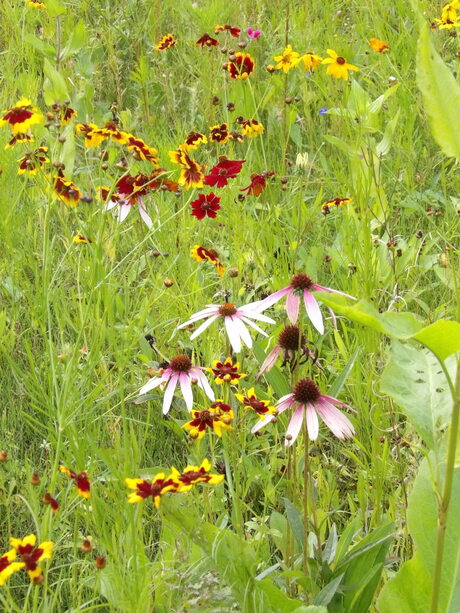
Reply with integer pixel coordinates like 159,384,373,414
293,378,321,404
219,303,237,316
336,56,346,65
278,325,301,350
169,354,192,372
290,273,314,290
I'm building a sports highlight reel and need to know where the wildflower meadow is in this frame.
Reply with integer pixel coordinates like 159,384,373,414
1,0,460,611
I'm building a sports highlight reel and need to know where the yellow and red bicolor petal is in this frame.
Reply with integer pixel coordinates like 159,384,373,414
10,534,36,551
36,542,53,561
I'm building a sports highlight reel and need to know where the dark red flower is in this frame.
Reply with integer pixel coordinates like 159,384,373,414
215,24,241,37
196,33,219,47
190,193,221,220
204,159,245,187
240,172,275,196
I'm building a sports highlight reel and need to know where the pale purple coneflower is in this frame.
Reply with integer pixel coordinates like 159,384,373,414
138,354,214,414
257,272,354,334
252,377,354,446
178,302,275,353
105,195,153,228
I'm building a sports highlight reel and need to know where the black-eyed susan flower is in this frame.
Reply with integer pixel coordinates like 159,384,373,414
191,245,225,276
240,171,274,197
125,473,179,507
190,193,221,220
241,119,264,138
257,272,354,335
214,24,241,37
322,49,359,80
204,158,245,187
253,378,354,446
170,459,224,491
301,51,323,72
206,357,247,385
0,550,24,586
274,45,301,73
0,98,43,135
156,33,177,50
181,131,208,152
60,466,90,498
10,535,53,582
235,387,277,419
209,123,229,144
224,53,255,79
138,354,215,414
178,303,274,353
182,406,234,439
25,0,46,7
196,33,219,47
17,147,49,175
369,38,389,53
5,133,34,149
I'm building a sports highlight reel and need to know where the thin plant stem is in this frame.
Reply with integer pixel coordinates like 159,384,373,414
430,361,460,613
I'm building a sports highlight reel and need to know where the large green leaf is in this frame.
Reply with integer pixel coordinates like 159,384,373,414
417,25,460,160
377,455,460,612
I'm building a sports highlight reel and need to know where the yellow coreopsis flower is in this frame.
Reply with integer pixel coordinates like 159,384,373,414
369,38,390,53
301,51,323,72
322,49,359,80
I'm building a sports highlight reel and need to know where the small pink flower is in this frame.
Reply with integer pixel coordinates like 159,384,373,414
178,301,275,353
247,27,261,39
252,378,354,446
257,272,354,334
138,354,214,414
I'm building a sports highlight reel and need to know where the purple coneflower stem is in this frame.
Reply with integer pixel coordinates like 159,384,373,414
431,361,460,613
222,384,244,536
303,418,310,577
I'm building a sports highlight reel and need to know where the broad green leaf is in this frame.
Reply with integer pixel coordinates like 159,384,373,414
417,26,460,160
381,341,455,448
292,607,327,613
43,58,69,105
45,0,66,17
329,348,360,398
377,455,460,612
376,109,400,157
24,33,56,60
313,574,344,606
282,497,304,548
413,320,460,362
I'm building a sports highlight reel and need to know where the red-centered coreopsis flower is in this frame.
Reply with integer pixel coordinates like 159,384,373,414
206,357,247,384
10,534,53,582
240,171,274,196
100,121,130,144
169,149,205,188
257,272,355,334
369,38,390,53
235,387,277,419
170,459,224,491
53,171,82,207
224,53,255,79
138,354,215,414
25,0,46,7
182,406,234,439
0,550,24,586
191,245,225,276
73,233,92,244
181,131,208,151
42,493,59,513
60,466,91,498
0,98,43,135
17,147,49,175
178,302,275,353
5,132,34,149
241,119,264,138
125,473,179,507
214,24,241,37
209,124,229,144
196,33,219,47
156,33,177,50
257,324,318,378
252,378,355,446
204,158,245,187
126,135,160,165
321,197,352,213
435,1,460,28
51,102,77,125
190,193,221,220
76,123,108,147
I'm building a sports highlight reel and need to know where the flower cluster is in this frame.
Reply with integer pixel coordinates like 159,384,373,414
269,45,360,80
